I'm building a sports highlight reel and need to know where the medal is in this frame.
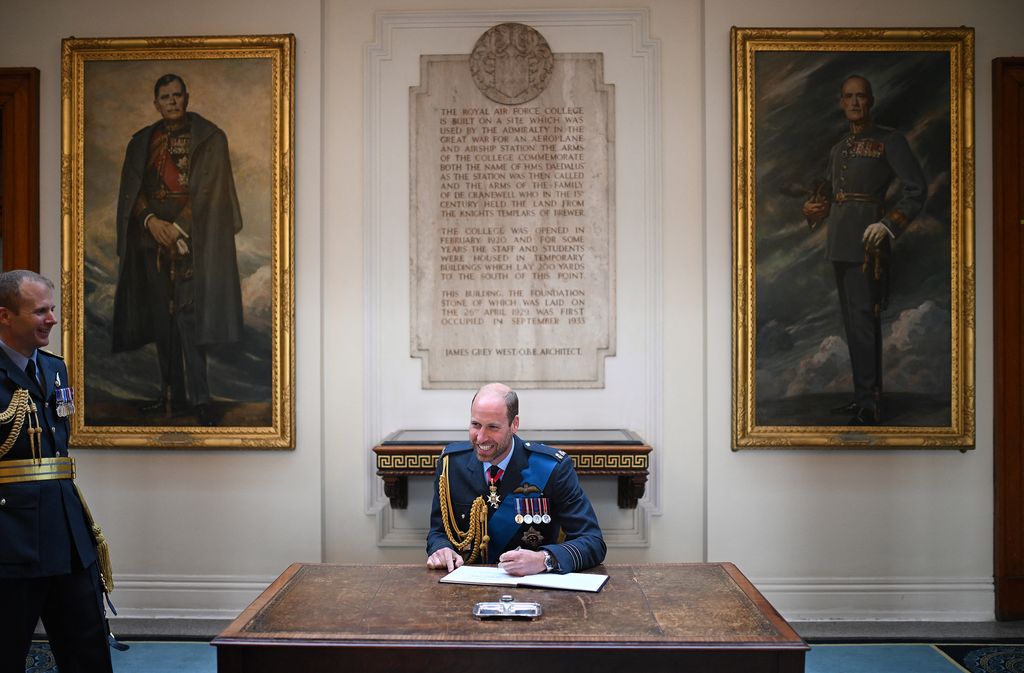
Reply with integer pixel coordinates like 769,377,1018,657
55,382,75,418
541,497,551,524
523,498,534,525
486,466,503,509
514,498,524,525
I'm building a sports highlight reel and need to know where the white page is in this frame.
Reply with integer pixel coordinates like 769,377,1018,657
439,565,608,592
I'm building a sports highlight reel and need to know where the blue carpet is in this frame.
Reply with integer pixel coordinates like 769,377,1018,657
808,643,1024,673
27,642,215,673
808,644,960,672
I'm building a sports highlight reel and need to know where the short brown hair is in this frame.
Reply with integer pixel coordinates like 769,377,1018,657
471,384,519,424
0,270,53,312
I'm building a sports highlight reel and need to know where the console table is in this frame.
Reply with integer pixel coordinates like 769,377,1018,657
373,429,651,509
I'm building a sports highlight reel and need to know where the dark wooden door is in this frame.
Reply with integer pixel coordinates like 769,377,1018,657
994,57,1024,620
0,67,40,271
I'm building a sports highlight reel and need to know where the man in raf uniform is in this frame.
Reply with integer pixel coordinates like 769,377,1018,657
427,382,605,576
0,270,113,673
803,75,927,425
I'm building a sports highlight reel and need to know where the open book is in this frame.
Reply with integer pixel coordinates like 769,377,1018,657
440,565,608,592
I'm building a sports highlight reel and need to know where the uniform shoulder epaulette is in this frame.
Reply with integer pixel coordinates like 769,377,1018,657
37,349,64,360
521,440,566,461
441,441,473,455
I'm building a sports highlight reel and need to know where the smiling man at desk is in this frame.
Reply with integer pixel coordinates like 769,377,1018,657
426,383,606,576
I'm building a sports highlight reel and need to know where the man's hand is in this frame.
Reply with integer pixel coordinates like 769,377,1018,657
145,215,182,250
426,547,463,572
802,199,830,227
862,221,891,248
497,549,546,576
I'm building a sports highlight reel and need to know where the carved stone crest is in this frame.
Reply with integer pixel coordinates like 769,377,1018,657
469,23,553,104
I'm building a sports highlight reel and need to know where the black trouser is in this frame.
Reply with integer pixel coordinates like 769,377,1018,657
0,561,112,673
144,246,210,407
834,261,883,415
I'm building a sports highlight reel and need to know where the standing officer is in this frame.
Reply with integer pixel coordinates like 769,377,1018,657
0,270,113,673
802,75,927,425
426,382,605,576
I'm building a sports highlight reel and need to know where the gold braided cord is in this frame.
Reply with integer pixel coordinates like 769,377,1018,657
0,388,29,422
73,484,114,593
27,399,41,461
0,389,39,460
438,455,490,563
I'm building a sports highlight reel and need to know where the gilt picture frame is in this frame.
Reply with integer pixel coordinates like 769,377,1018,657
731,27,974,449
61,35,294,448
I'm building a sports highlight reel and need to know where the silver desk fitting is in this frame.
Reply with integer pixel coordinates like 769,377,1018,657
473,594,543,619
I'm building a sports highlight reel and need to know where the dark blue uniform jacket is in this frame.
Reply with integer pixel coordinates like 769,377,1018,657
0,348,95,578
427,434,606,573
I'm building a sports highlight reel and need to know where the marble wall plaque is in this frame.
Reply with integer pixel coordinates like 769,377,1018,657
411,28,615,388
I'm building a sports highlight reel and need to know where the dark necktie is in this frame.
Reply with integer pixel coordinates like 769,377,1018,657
25,359,40,395
488,464,502,487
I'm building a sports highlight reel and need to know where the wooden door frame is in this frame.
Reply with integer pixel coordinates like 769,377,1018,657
0,67,40,271
994,56,1024,620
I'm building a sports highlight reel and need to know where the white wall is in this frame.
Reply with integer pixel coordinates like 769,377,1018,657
704,0,1021,619
320,0,706,567
0,0,1019,621
0,0,325,617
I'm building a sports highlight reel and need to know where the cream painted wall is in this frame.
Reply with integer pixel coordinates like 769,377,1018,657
0,0,1019,621
704,0,1021,619
327,2,704,566
322,0,706,569
0,0,324,617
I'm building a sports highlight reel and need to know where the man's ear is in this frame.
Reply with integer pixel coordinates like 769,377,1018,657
511,415,520,434
0,306,12,327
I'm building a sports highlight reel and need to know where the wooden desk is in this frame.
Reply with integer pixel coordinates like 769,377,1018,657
373,429,652,509
213,563,806,673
